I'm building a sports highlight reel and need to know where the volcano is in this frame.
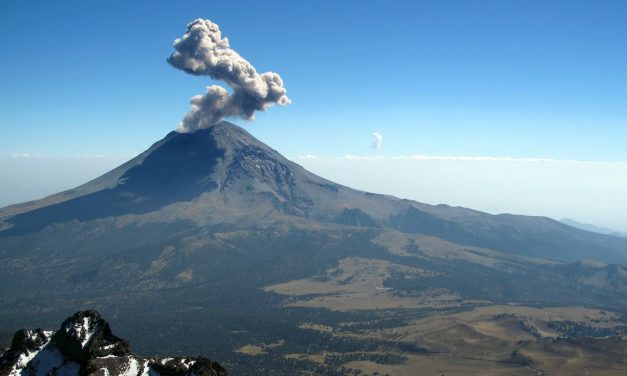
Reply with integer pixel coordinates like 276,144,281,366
1,122,626,375
2,121,625,262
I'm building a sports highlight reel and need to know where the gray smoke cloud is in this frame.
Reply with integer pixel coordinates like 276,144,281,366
168,19,291,132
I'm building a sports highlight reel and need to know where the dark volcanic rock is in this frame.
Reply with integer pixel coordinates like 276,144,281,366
0,310,227,376
10,329,49,355
0,329,51,374
54,310,131,365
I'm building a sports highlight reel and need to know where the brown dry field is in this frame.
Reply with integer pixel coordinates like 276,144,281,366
264,256,471,311
281,305,627,376
261,235,626,374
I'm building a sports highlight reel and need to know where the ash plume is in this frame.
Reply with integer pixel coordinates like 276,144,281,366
168,19,291,132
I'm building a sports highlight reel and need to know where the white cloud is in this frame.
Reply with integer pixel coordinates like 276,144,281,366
295,154,320,160
10,153,35,158
5,154,121,160
70,154,107,159
370,132,383,150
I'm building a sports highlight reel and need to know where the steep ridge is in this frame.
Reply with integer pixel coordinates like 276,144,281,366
0,310,226,376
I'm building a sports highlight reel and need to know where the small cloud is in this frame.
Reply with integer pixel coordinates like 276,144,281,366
370,132,383,150
10,153,34,158
70,154,108,159
296,154,322,160
342,155,391,161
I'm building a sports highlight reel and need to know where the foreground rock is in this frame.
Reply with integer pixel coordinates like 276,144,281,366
0,310,227,376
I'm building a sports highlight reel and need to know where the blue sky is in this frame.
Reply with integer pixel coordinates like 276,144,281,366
1,1,626,230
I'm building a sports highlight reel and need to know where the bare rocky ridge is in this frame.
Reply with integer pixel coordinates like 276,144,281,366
0,310,226,376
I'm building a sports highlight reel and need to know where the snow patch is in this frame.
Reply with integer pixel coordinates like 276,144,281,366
121,357,140,376
13,345,75,376
80,317,95,347
139,359,151,376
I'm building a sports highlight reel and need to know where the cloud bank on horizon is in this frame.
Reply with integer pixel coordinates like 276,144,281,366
168,19,291,132
291,154,627,233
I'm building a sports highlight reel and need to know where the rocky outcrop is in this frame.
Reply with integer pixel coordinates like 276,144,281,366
0,311,226,376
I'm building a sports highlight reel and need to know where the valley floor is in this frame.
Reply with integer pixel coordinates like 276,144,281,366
238,305,627,375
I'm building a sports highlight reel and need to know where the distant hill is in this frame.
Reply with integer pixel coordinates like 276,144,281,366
561,218,627,238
